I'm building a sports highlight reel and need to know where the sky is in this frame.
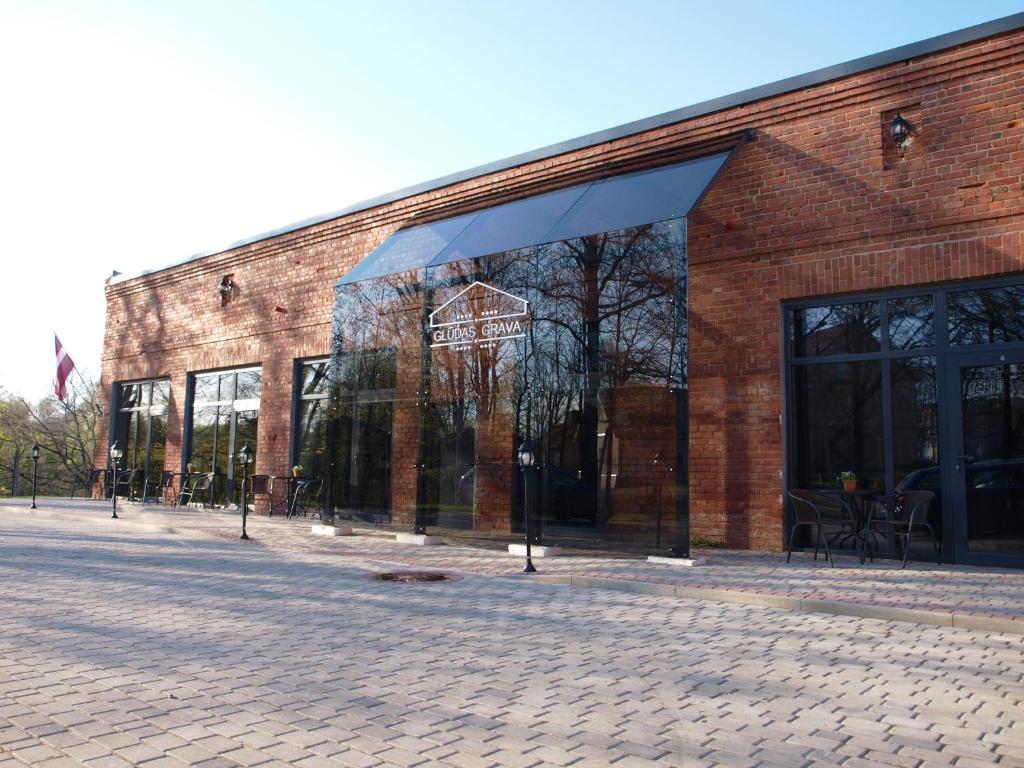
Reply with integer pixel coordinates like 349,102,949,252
1,0,1021,399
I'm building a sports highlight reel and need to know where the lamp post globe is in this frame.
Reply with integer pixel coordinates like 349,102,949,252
237,443,253,540
30,443,40,509
517,439,537,573
109,441,123,519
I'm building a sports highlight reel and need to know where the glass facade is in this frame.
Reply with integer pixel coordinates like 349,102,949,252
187,367,261,506
327,217,688,552
112,379,170,498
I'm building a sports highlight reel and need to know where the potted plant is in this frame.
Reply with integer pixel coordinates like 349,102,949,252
292,464,303,478
839,470,857,492
186,461,195,474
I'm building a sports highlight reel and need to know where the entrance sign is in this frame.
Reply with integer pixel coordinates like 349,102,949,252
428,282,529,350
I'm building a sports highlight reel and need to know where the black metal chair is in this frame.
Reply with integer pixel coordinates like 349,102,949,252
144,471,178,504
288,478,323,519
69,468,105,499
113,468,140,501
176,473,214,509
786,489,860,567
246,474,273,515
866,490,939,568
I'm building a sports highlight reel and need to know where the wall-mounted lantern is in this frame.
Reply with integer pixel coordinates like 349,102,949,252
890,113,913,150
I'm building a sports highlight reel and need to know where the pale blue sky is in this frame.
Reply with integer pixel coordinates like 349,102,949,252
1,0,1021,397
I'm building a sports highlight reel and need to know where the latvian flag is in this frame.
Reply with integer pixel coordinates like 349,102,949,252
54,335,76,402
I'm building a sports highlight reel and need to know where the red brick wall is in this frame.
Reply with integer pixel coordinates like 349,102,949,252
99,27,1024,550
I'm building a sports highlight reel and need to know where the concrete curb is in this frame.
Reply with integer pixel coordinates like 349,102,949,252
522,574,1024,636
6,503,1023,636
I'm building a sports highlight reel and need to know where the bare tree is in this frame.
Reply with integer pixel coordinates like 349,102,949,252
0,376,101,497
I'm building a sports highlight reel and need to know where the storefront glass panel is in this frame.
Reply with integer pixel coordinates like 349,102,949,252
112,379,170,499
331,217,688,552
791,301,881,357
793,361,884,492
788,277,1024,566
960,361,1024,555
187,368,261,506
888,295,935,350
949,284,1024,345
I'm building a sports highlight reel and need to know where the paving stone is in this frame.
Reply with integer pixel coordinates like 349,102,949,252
1,507,1023,768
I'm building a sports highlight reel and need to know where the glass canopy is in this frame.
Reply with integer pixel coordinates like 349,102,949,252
339,145,738,286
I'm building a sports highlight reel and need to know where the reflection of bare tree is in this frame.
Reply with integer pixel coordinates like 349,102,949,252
527,222,685,500
949,286,1024,345
961,363,1024,461
793,302,880,356
329,218,687,532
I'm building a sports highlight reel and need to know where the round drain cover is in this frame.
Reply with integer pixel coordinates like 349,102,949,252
373,571,450,583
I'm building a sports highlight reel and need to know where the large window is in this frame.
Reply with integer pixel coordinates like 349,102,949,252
294,353,397,523
787,279,1024,560
332,217,688,551
789,294,939,539
188,367,261,506
294,360,331,480
113,379,170,498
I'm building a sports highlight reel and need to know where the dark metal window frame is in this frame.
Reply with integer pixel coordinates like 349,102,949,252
781,272,1024,552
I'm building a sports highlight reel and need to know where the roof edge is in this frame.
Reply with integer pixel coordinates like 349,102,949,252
111,11,1024,286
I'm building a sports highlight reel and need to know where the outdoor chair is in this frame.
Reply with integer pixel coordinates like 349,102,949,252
289,478,323,519
144,471,178,504
113,468,140,502
69,468,105,499
865,490,938,568
786,489,860,567
245,474,273,514
176,473,214,509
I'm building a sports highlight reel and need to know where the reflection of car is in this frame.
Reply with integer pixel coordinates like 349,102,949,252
897,459,1024,535
457,465,598,523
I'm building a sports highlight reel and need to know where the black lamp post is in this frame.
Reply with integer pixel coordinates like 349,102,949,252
30,443,40,509
238,442,252,540
518,439,537,573
109,441,123,519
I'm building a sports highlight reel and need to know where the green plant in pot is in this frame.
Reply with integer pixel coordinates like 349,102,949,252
839,470,857,492
292,464,303,478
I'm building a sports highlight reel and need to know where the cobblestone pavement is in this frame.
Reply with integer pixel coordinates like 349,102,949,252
2,508,1024,767
5,500,1024,632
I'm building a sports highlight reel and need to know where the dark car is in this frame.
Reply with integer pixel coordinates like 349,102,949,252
897,458,1024,537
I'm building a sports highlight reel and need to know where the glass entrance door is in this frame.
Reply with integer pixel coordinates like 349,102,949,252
949,351,1024,566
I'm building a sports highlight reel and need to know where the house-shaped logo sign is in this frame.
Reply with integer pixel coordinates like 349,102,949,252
428,281,530,349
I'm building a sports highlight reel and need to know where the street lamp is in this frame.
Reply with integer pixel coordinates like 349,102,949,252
237,443,253,540
517,439,537,573
109,441,123,519
30,443,40,509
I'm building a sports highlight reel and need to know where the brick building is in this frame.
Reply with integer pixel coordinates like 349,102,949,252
100,14,1024,566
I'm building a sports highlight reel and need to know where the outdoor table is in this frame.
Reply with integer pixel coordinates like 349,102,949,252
269,475,305,518
860,492,906,562
819,489,882,563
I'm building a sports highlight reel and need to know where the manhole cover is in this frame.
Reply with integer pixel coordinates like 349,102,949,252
371,571,453,583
